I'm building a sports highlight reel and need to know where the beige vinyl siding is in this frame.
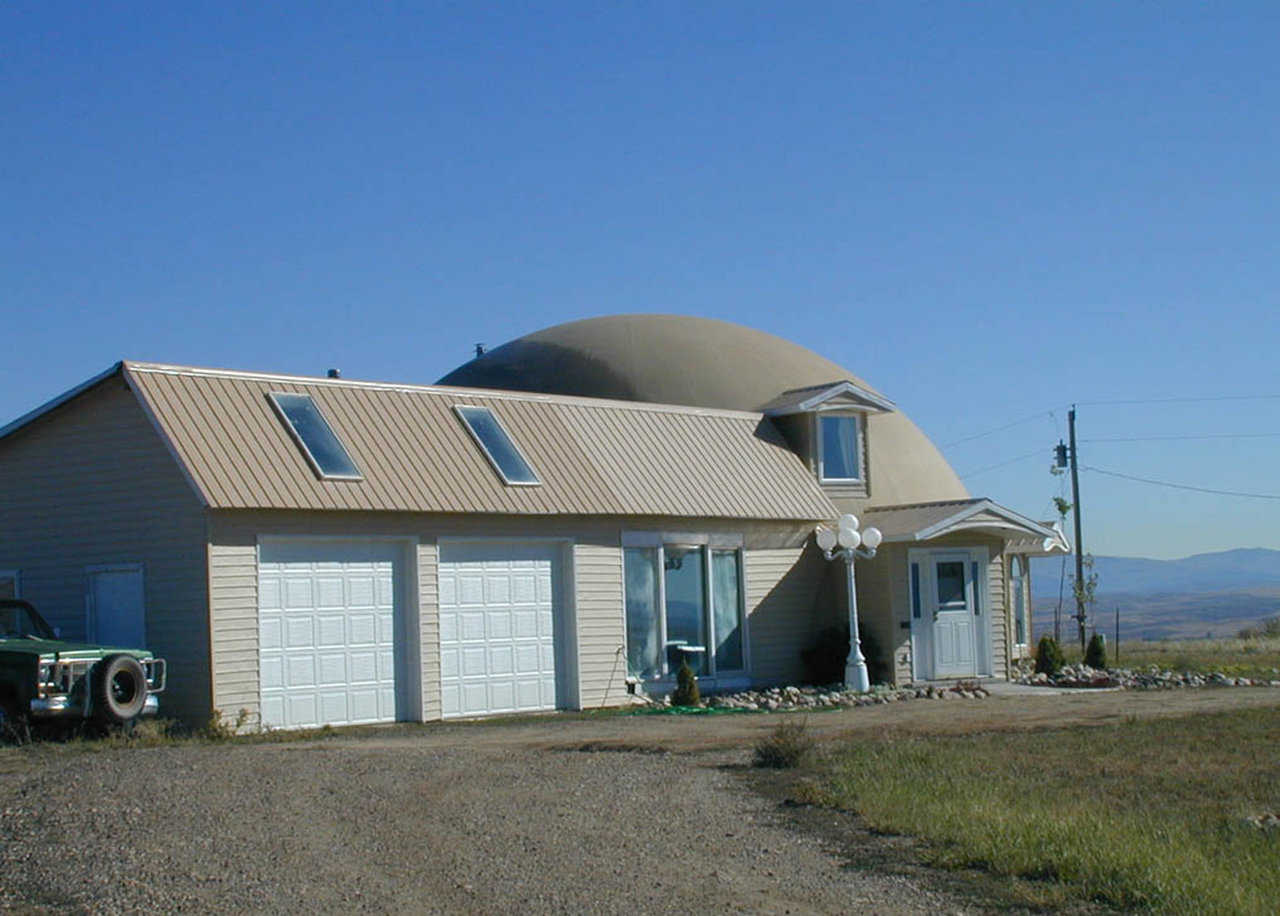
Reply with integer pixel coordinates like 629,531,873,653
572,540,627,708
0,379,210,720
126,364,835,521
744,543,828,685
985,547,1008,679
207,511,818,723
416,540,439,721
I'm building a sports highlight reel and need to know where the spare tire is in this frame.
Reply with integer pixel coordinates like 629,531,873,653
92,654,148,725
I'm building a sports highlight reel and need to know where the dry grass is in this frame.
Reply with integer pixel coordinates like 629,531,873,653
1063,634,1280,679
816,705,1280,914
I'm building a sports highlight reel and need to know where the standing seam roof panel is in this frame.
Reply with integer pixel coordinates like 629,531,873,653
126,365,838,520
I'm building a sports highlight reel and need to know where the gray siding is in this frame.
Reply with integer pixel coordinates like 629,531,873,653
0,379,210,720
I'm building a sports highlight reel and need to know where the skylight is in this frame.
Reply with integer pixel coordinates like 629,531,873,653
455,405,540,485
269,392,362,481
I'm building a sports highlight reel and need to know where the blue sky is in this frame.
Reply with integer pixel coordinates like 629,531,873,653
3,2,1278,560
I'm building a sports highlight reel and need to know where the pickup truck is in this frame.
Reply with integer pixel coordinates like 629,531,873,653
0,598,166,728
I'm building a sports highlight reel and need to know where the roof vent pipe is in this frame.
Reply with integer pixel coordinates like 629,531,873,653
474,343,485,358
327,368,341,379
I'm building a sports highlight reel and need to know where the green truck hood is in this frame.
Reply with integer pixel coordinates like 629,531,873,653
0,638,152,660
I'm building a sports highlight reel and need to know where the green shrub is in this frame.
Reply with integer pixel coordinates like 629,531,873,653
1034,635,1065,676
670,660,701,707
1084,632,1108,669
753,718,815,769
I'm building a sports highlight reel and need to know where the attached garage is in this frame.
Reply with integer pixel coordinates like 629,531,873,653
258,540,408,729
437,541,564,719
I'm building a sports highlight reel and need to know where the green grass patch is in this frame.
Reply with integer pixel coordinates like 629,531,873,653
815,705,1280,914
1063,635,1280,680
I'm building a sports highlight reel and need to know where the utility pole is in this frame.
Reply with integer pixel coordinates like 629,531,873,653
1068,406,1086,652
1054,406,1087,652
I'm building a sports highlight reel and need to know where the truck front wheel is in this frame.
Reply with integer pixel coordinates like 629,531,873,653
92,655,148,725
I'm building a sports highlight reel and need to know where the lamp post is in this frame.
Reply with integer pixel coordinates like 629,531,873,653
816,514,883,692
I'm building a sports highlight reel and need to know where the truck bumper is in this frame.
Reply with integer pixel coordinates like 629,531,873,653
30,693,160,719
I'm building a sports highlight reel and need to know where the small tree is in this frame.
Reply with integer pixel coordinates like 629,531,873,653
1071,554,1099,652
670,660,701,707
1034,634,1065,676
1084,632,1107,669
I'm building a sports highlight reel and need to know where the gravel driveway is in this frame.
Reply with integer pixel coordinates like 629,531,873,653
3,689,1276,914
1,740,958,915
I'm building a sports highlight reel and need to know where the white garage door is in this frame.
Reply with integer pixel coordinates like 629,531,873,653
438,542,560,718
258,541,402,729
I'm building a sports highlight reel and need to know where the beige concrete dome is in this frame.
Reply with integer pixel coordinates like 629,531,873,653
438,314,967,506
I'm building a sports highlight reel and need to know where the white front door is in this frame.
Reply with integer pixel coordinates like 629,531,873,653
437,541,561,719
87,565,146,648
931,555,977,677
258,541,404,730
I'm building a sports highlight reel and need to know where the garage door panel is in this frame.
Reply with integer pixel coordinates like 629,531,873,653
284,578,313,609
259,543,401,730
438,542,561,719
461,646,487,676
316,615,345,647
260,618,283,650
461,612,486,640
260,656,284,689
317,653,347,685
285,616,314,648
489,645,514,675
489,611,512,640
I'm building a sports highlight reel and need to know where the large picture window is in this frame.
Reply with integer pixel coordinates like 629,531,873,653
623,541,747,680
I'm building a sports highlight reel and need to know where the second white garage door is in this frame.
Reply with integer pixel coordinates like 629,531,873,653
438,542,561,718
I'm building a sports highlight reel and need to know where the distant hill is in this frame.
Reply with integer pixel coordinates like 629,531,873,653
1033,588,1280,642
1027,548,1280,642
1031,548,1280,598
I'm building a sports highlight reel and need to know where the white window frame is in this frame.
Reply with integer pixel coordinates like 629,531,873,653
0,569,19,598
267,392,363,481
815,411,864,484
453,405,542,487
621,534,750,684
1009,554,1030,655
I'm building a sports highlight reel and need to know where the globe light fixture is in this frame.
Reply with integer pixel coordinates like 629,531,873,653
814,513,884,693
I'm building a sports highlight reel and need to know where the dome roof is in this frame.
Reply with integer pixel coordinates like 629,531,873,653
438,315,967,506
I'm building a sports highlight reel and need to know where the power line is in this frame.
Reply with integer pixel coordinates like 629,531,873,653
1082,432,1280,443
1075,394,1280,407
958,449,1046,479
1082,465,1280,500
942,411,1054,448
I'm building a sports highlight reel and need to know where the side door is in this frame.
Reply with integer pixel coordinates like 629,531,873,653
86,564,146,648
929,553,978,678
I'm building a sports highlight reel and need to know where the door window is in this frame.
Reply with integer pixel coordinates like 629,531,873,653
935,561,967,609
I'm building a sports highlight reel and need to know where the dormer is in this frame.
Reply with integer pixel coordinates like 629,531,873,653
762,380,896,499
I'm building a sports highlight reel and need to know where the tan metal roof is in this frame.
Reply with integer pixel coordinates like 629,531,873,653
122,362,838,521
863,499,1061,544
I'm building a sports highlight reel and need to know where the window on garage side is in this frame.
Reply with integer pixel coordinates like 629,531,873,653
454,405,541,485
269,392,362,480
623,543,746,680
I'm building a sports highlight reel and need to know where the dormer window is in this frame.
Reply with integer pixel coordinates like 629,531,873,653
818,414,862,483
